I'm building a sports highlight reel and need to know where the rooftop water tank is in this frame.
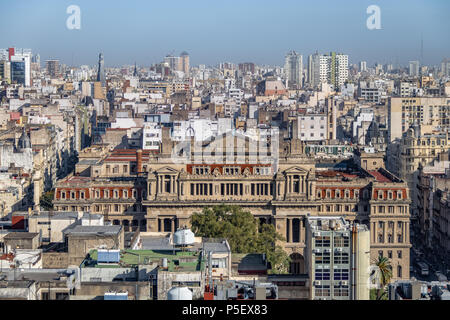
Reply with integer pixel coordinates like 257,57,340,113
167,287,192,300
173,228,195,246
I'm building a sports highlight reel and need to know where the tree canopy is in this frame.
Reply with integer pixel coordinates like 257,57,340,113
39,191,54,210
191,205,291,274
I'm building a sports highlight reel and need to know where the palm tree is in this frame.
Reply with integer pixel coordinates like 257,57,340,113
373,256,393,300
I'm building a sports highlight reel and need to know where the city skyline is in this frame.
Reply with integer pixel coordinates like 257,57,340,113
1,0,449,67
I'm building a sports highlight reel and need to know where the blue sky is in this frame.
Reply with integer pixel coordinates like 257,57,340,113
1,0,449,67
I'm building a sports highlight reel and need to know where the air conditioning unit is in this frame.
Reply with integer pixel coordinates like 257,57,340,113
314,232,321,237
336,248,343,252
315,281,321,286
313,249,321,253
341,281,348,285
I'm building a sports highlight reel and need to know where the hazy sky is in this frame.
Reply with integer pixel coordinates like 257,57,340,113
1,0,449,67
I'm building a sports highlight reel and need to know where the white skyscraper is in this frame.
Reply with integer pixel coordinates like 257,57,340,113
284,51,303,89
334,53,349,87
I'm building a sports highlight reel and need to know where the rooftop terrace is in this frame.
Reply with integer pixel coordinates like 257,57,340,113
82,249,205,272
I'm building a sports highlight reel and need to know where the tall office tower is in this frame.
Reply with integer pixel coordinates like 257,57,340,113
0,60,11,83
180,51,190,75
305,217,370,300
359,61,367,72
10,48,32,87
97,53,106,86
409,60,420,77
46,59,60,78
284,51,303,89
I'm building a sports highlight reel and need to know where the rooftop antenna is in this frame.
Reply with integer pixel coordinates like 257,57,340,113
420,33,424,66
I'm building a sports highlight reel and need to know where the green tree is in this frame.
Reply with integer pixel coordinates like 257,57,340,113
373,256,393,300
39,191,54,210
191,205,291,274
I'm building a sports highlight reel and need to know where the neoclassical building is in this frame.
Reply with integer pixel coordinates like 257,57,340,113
53,134,411,280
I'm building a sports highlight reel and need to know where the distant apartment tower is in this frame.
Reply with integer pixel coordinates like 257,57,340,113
180,51,190,75
307,52,321,88
305,217,370,300
359,61,367,72
409,61,420,77
441,58,450,77
284,51,303,89
97,53,106,86
46,59,60,78
330,52,349,88
238,62,255,74
0,60,11,83
164,55,180,73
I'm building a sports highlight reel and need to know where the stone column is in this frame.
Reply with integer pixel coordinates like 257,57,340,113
301,218,305,243
288,218,293,243
171,218,175,233
406,222,409,243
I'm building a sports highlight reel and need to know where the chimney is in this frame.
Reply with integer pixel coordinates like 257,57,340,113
136,149,143,173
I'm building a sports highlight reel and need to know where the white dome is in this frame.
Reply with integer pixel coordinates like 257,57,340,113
167,287,192,300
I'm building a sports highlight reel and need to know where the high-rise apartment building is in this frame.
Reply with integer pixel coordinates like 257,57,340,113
359,61,367,72
307,52,321,88
308,52,348,90
97,53,106,87
46,59,60,78
387,97,450,142
180,51,190,75
330,52,349,88
441,58,450,77
0,60,11,83
409,61,420,77
284,51,303,89
164,55,180,73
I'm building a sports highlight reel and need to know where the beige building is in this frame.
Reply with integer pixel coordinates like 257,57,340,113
388,97,450,142
52,134,411,280
387,127,450,214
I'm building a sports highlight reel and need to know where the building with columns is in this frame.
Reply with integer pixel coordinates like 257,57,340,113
52,134,411,280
